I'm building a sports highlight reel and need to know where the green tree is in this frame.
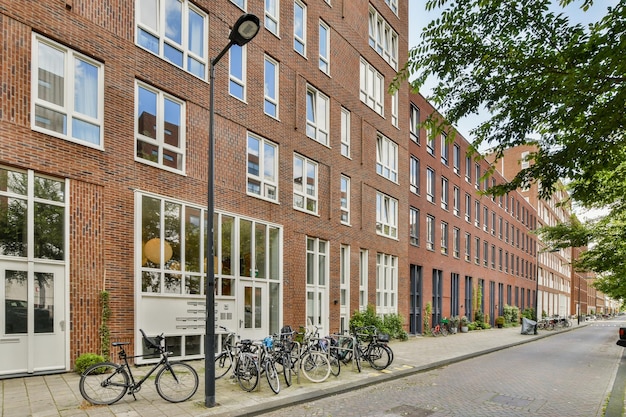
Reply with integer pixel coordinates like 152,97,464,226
396,0,626,207
397,0,626,299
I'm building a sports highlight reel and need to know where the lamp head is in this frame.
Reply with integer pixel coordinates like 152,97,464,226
229,13,260,46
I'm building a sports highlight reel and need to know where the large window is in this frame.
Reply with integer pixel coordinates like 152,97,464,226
340,175,350,225
359,250,368,311
368,7,398,69
426,168,435,203
453,186,460,217
384,0,398,14
306,237,328,329
264,56,279,118
341,107,351,158
376,192,398,238
426,215,435,251
441,177,449,210
319,20,330,74
136,0,207,78
135,82,185,173
376,253,397,316
306,85,329,145
294,1,307,56
453,227,460,258
265,0,279,36
453,143,460,174
0,168,66,260
441,133,449,165
229,44,247,101
359,58,384,116
376,134,398,182
441,221,448,255
247,133,278,201
293,154,318,214
410,156,420,194
409,207,419,246
32,35,104,148
410,105,420,143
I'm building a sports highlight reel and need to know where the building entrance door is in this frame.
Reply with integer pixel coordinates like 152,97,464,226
238,280,267,340
0,261,66,375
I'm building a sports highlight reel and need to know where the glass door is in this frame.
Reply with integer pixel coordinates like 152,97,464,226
1,262,66,375
238,280,267,340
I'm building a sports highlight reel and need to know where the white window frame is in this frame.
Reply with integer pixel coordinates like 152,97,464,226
264,55,279,119
465,232,471,262
293,153,318,214
359,58,384,116
135,0,208,79
391,91,398,127
32,35,104,149
410,207,419,246
453,227,460,258
340,107,351,158
410,104,420,143
230,0,246,10
426,168,435,203
376,253,397,316
368,7,398,69
376,192,398,239
384,0,398,15
464,193,471,222
453,143,460,175
247,132,279,202
441,133,449,165
474,200,480,227
340,175,350,225
426,215,435,251
359,249,368,311
441,221,448,255
339,244,350,333
229,44,247,101
306,85,330,146
265,0,280,36
453,186,460,217
465,156,472,182
135,81,186,173
294,0,307,56
376,134,398,182
306,236,329,331
410,156,420,194
441,177,449,210
319,20,330,74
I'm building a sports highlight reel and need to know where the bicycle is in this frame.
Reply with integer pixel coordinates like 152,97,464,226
256,336,280,394
338,326,393,371
232,339,260,392
279,325,331,383
431,322,449,336
79,329,199,405
214,326,237,379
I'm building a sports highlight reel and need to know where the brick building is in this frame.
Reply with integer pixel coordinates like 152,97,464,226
408,92,539,332
0,0,410,377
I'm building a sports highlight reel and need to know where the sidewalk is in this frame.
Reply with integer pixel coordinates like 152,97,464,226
0,325,577,417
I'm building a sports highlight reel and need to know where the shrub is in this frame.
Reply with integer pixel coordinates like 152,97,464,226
74,353,105,374
349,304,408,340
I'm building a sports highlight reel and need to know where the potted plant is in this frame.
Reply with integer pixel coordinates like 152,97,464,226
495,316,505,328
460,316,469,333
448,315,460,334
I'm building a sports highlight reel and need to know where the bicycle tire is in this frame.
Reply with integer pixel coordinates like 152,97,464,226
431,327,439,336
155,362,199,403
79,362,129,405
340,338,355,363
300,351,331,383
277,350,293,386
354,345,363,373
264,360,280,394
329,352,341,377
441,327,449,336
236,354,259,392
367,344,392,370
215,351,233,379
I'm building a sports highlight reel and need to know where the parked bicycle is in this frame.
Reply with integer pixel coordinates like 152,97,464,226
79,329,199,405
278,324,331,383
214,326,237,379
338,325,393,371
431,321,449,336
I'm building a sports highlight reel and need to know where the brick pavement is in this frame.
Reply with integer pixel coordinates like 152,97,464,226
0,324,590,417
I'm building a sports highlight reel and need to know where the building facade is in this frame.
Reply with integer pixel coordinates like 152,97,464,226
0,0,409,377
408,93,539,332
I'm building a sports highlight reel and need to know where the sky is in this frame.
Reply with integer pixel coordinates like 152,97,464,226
407,0,619,142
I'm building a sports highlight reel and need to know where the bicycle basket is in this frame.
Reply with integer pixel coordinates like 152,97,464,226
263,336,273,349
140,329,162,352
377,333,390,342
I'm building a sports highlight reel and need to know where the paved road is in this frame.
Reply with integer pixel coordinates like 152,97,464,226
258,321,624,417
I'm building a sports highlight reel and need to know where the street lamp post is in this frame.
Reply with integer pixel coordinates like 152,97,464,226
205,13,260,408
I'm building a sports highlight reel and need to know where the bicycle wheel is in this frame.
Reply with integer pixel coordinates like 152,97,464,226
280,351,293,386
339,338,354,363
79,362,129,405
367,344,392,371
236,355,259,392
354,345,363,373
215,352,233,379
300,351,331,383
264,360,280,394
329,352,341,377
155,362,199,403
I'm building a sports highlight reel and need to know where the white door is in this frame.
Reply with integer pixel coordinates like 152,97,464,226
0,262,66,375
238,280,267,340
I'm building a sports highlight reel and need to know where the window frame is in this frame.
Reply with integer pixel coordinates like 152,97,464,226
319,20,330,74
135,81,186,174
341,107,351,158
293,153,318,214
246,132,279,202
229,44,247,101
359,58,384,116
340,175,350,225
376,192,398,239
294,0,307,56
264,55,279,119
265,0,280,36
32,35,105,149
376,134,398,183
306,85,330,146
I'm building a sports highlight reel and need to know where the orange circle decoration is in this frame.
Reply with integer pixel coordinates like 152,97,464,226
144,238,173,264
